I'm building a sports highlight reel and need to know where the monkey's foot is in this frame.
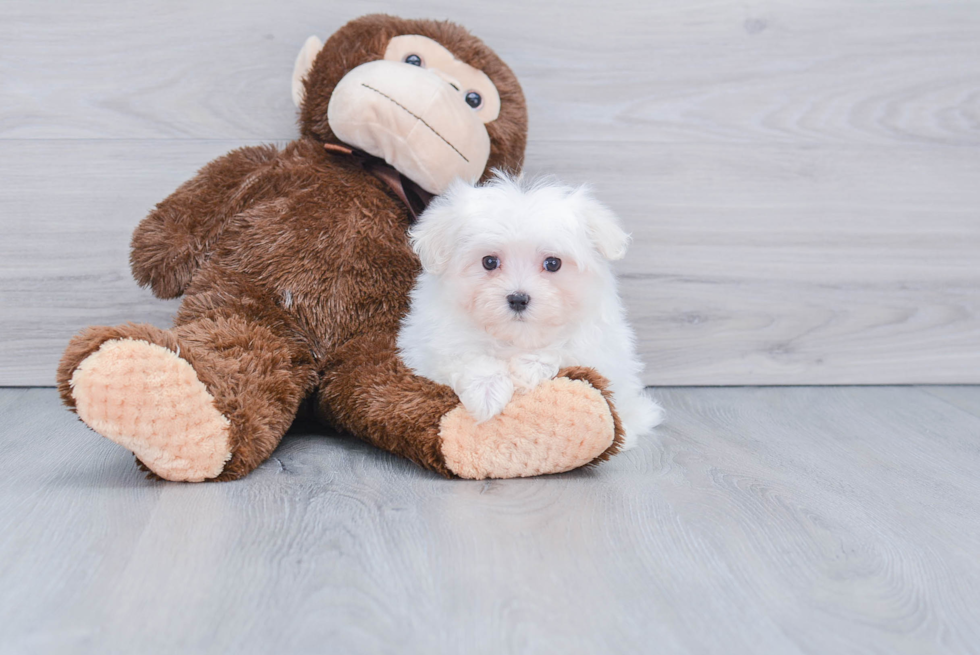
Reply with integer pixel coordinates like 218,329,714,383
69,338,232,482
438,367,623,479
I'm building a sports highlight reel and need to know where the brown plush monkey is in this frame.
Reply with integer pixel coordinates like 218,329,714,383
57,15,623,482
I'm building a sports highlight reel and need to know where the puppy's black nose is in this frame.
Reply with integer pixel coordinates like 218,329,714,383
507,292,530,313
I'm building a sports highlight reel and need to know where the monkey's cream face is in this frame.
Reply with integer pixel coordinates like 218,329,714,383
294,34,502,195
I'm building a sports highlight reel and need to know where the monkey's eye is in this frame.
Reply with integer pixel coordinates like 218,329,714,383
465,91,482,109
482,255,499,271
405,54,422,66
543,257,562,272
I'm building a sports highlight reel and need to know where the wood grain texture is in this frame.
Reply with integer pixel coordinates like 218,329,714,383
3,139,977,385
1,0,979,385
918,386,980,418
2,386,979,654
3,1,978,146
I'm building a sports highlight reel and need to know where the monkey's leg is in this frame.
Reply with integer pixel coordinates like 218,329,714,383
57,298,316,482
316,333,624,479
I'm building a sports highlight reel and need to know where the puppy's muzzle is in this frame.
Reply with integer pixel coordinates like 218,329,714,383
507,292,530,313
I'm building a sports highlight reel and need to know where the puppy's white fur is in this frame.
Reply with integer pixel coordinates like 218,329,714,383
397,173,664,449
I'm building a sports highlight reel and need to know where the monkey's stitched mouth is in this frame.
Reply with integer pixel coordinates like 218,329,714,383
360,83,469,163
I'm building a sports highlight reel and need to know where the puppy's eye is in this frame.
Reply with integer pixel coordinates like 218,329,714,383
482,255,499,271
405,54,422,66
465,91,482,109
543,257,562,272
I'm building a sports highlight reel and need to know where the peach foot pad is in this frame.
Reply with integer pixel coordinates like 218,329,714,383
439,376,615,479
69,338,231,482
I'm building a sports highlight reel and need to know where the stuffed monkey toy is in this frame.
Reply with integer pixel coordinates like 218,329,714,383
57,14,624,482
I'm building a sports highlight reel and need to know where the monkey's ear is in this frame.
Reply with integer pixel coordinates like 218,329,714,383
575,189,631,261
409,182,471,274
292,35,324,107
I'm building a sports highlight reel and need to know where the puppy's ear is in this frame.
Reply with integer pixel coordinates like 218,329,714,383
575,189,631,261
292,35,323,107
409,183,469,274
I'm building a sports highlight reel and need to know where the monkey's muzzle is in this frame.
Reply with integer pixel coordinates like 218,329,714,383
327,60,492,195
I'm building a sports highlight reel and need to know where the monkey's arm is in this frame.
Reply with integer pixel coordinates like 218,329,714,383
130,144,280,298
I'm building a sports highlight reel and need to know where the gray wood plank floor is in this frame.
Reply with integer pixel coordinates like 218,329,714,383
2,387,979,654
2,0,979,386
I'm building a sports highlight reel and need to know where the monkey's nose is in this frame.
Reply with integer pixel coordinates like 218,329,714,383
507,292,530,313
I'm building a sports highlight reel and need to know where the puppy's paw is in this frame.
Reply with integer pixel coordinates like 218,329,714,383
509,352,561,393
458,373,514,423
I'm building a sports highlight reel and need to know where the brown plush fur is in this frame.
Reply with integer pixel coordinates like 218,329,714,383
56,14,621,480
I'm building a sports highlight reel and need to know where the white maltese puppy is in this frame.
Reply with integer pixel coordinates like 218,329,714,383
397,173,664,449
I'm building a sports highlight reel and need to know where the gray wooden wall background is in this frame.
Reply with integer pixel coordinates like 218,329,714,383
1,0,978,387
